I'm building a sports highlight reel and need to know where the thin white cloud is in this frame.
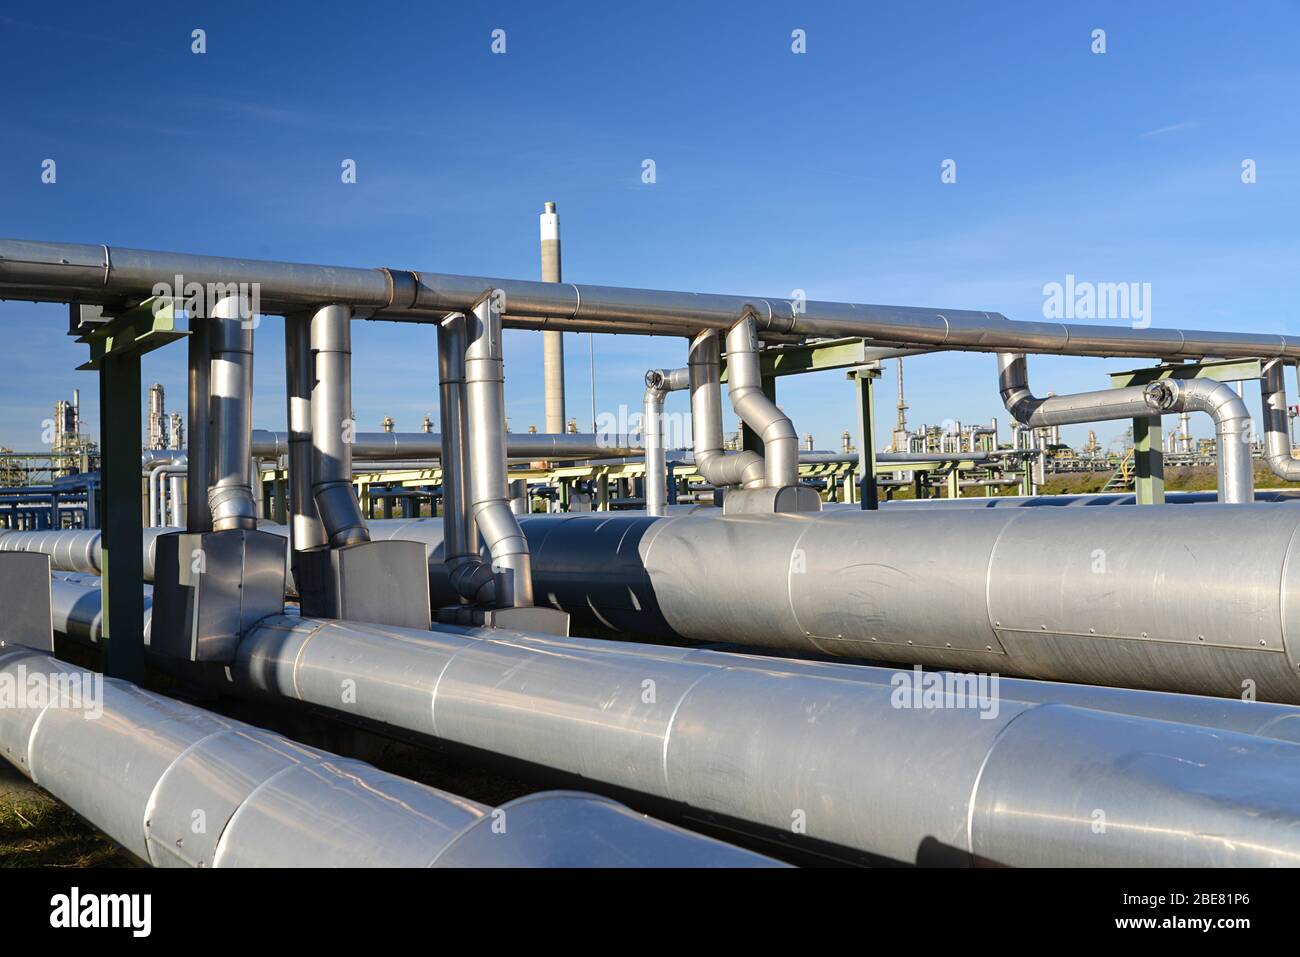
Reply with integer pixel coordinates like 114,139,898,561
1140,121,1200,138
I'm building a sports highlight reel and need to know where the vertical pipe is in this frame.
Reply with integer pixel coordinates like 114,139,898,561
186,319,212,533
309,304,368,548
688,331,763,489
540,202,566,434
284,312,328,571
726,316,798,487
169,473,185,527
207,294,258,531
465,297,532,607
643,368,688,516
438,313,479,587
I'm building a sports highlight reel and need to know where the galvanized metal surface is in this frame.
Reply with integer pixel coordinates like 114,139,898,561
7,238,1300,357
0,645,778,867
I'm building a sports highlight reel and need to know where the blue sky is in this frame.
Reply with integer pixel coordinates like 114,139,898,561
1,1,1297,453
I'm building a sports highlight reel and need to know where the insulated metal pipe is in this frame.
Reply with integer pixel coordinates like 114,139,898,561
997,352,1158,427
540,202,566,434
437,313,482,602
168,472,185,527
249,429,641,460
1000,353,1255,504
41,577,1300,866
207,294,258,531
463,297,532,607
688,330,763,488
11,237,1300,356
0,646,770,867
285,311,327,561
644,368,689,516
1261,359,1300,480
1146,377,1254,504
368,505,1300,703
221,614,1300,866
725,316,798,487
310,304,368,547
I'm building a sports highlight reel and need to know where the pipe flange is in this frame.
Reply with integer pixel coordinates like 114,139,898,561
1143,380,1178,412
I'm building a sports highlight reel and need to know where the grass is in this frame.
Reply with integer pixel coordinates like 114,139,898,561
0,791,134,868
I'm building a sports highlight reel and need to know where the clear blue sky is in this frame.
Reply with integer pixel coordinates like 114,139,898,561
1,1,1297,453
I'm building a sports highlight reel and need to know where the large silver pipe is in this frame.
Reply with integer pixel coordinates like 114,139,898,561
688,330,763,488
250,429,641,460
207,294,258,531
0,646,769,867
1147,377,1254,504
48,567,1300,747
369,505,1300,703
42,577,1300,866
1261,359,1300,480
310,304,369,547
463,297,532,607
540,202,566,434
10,237,1300,356
223,614,1300,866
285,311,327,562
725,316,798,487
644,368,689,516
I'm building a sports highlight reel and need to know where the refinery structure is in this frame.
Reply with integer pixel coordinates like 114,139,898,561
4,208,1300,870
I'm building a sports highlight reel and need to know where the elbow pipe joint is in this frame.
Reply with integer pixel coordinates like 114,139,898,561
1260,360,1300,480
1146,377,1254,504
725,317,799,488
688,330,765,489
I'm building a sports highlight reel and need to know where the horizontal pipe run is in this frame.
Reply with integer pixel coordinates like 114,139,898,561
42,574,1300,866
8,237,1297,356
0,646,769,867
222,615,1300,866
360,505,1300,704
251,429,643,460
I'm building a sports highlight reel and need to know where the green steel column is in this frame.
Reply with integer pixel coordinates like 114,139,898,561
98,353,145,683
1133,415,1165,505
946,469,961,499
853,369,879,510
